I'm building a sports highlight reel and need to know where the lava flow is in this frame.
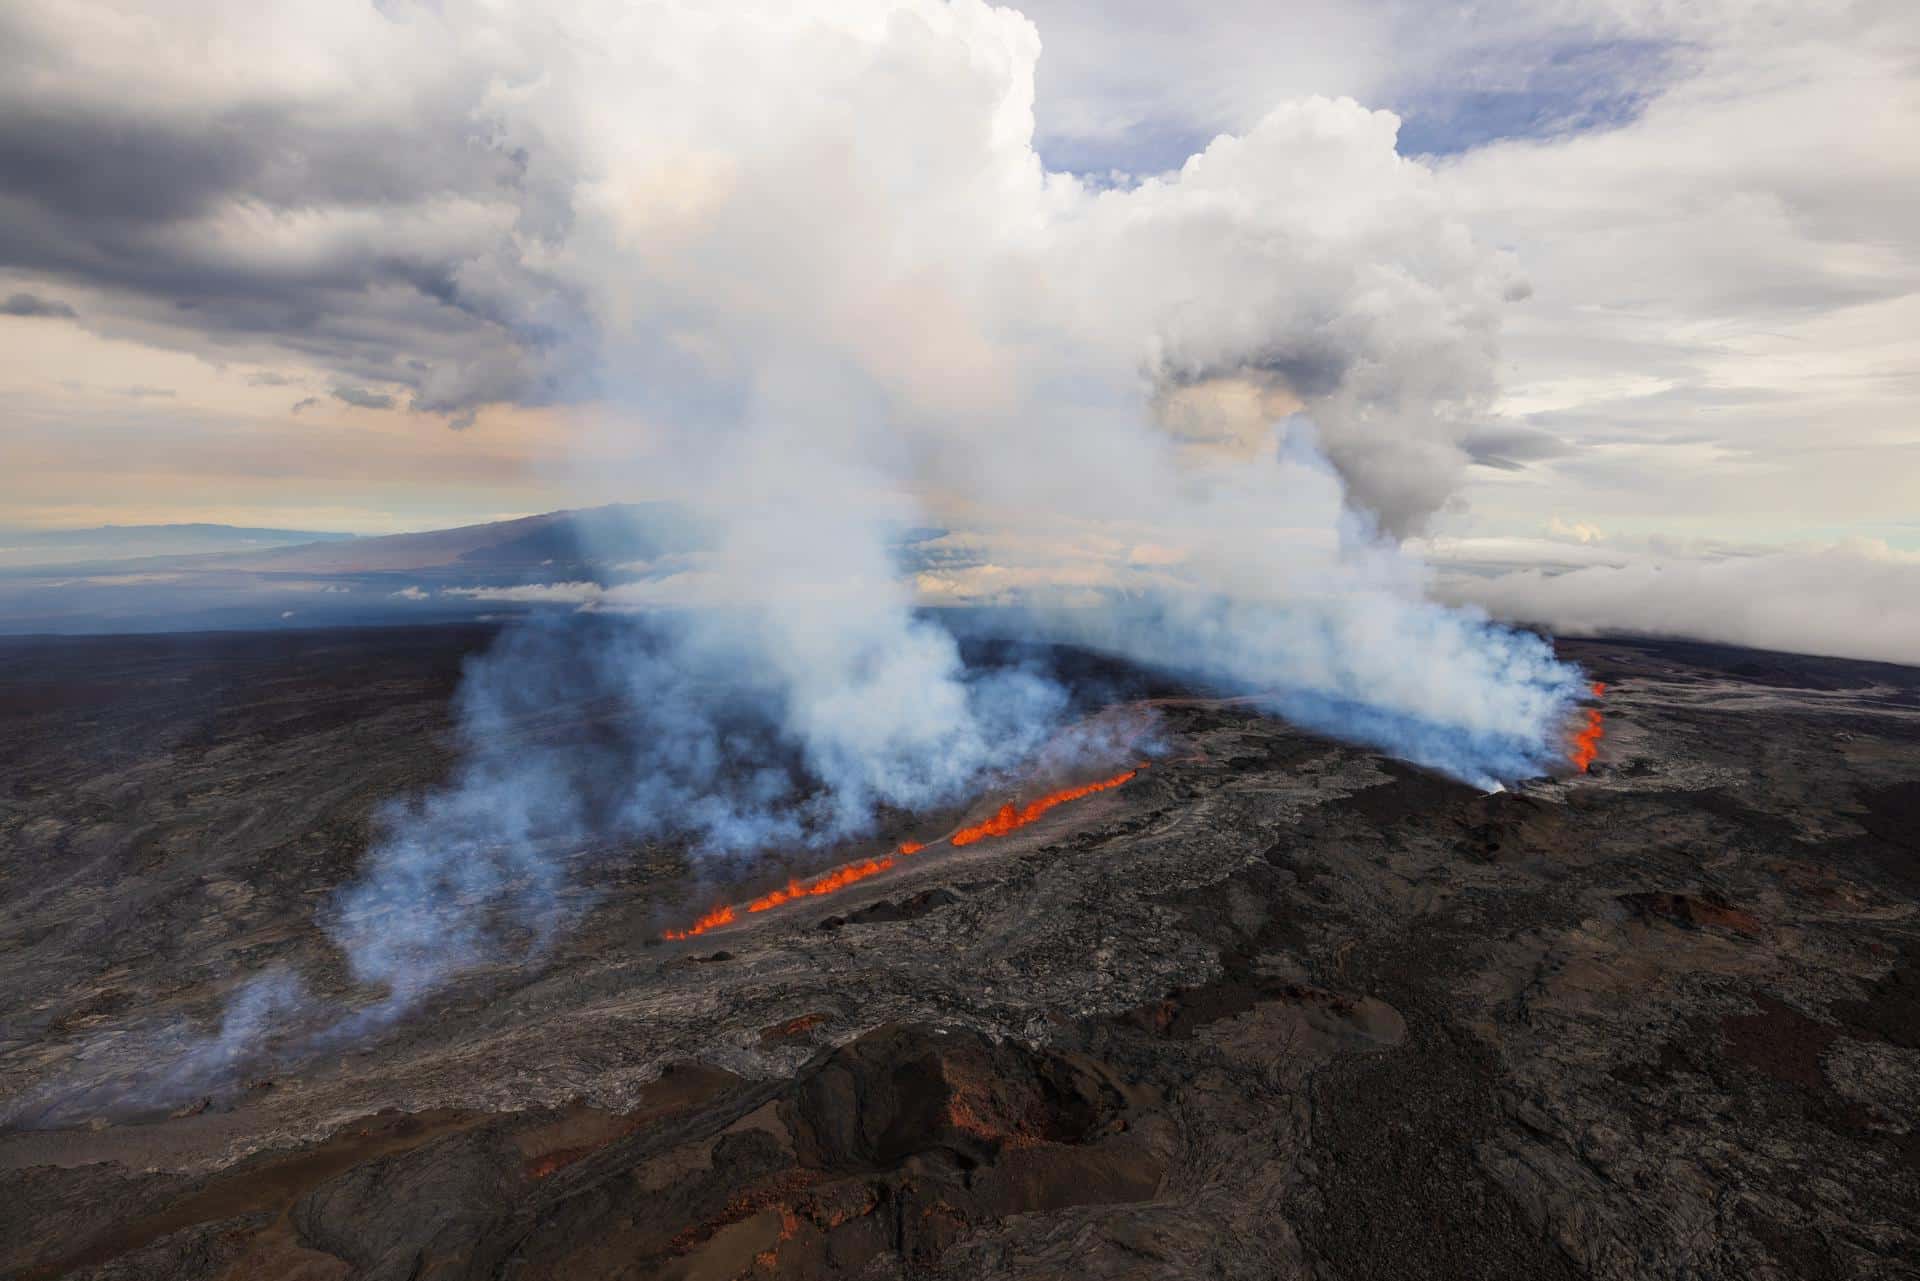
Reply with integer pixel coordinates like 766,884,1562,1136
950,768,1138,846
747,852,904,913
664,840,929,939
1568,681,1607,772
662,903,737,941
661,769,1141,939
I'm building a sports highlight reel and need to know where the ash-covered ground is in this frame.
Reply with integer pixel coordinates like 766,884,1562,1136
2,625,1918,1280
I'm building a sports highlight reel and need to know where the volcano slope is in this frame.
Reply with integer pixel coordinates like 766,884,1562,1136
2,626,1918,1280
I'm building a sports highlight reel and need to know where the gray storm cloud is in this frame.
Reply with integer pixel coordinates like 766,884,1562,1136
0,290,76,317
8,0,1603,1116
1,0,1509,518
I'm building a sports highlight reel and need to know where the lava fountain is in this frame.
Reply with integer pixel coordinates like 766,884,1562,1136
1568,682,1607,772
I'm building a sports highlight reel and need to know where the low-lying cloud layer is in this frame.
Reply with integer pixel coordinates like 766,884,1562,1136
1441,536,1920,667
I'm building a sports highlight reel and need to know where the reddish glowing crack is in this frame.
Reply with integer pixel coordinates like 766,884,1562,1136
662,903,737,941
662,769,1140,939
948,769,1139,846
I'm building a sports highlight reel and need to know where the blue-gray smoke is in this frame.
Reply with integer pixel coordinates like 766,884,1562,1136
3,969,307,1128
324,610,1075,1017
1052,591,1584,790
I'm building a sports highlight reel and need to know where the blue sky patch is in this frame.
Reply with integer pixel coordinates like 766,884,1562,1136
1395,37,1675,156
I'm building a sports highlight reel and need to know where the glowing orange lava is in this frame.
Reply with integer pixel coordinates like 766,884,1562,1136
1568,681,1606,772
664,840,929,939
747,853,900,913
660,769,1142,940
949,769,1138,847
662,902,736,941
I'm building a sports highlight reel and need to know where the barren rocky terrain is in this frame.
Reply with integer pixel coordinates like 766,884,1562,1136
2,625,1918,1279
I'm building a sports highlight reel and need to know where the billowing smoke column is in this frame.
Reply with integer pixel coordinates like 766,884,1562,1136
309,0,1590,1017
325,610,1071,1013
19,0,1605,1117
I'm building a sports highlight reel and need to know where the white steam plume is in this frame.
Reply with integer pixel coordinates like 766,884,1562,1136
314,0,1587,1006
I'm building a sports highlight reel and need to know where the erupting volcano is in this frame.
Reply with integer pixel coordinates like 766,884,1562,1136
1568,682,1607,772
661,769,1142,939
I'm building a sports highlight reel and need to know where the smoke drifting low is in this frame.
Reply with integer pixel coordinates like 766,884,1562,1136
328,612,1074,1010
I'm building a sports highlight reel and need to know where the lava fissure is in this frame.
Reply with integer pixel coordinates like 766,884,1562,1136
662,768,1141,939
663,903,737,941
664,842,928,940
948,769,1139,846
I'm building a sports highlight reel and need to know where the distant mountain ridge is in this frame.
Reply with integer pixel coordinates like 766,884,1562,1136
191,504,706,574
0,523,357,569
0,504,947,634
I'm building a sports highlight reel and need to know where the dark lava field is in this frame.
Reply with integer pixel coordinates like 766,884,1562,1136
2,624,1918,1280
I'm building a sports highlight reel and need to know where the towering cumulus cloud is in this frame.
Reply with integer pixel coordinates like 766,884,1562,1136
2,0,1593,1099
523,0,1575,763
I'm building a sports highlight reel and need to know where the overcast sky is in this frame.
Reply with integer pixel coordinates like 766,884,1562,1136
0,0,1914,657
